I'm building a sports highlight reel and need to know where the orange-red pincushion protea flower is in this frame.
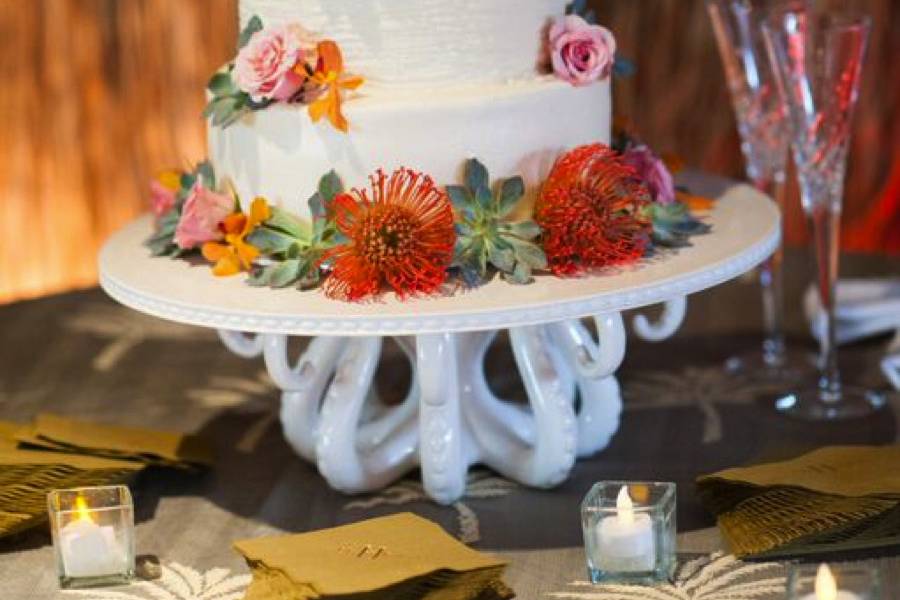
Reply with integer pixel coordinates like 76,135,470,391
535,143,653,276
323,168,456,301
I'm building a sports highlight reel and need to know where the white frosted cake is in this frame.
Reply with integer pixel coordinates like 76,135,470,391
209,0,611,218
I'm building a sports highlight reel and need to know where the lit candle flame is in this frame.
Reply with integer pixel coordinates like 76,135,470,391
815,563,838,600
74,495,94,524
616,485,634,525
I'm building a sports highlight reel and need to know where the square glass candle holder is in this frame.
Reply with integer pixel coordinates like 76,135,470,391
581,481,676,585
787,563,881,600
48,485,135,589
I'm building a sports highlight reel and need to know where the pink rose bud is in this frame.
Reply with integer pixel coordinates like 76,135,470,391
549,15,616,87
149,180,177,218
174,183,234,250
234,25,307,102
622,145,676,205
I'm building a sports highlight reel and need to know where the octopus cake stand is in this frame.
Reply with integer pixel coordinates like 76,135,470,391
99,181,779,504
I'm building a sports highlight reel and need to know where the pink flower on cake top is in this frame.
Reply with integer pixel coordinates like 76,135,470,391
548,14,616,86
233,25,309,102
173,183,234,250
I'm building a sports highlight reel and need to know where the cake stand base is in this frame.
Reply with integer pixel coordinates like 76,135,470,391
217,299,686,504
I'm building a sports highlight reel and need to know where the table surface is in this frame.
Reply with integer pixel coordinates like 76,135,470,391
0,247,898,599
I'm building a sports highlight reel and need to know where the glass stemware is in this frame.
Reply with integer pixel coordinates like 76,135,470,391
763,7,887,419
706,0,802,377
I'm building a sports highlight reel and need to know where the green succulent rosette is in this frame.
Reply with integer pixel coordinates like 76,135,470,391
447,159,547,286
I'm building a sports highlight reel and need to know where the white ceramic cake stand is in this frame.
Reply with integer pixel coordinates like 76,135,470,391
99,182,779,504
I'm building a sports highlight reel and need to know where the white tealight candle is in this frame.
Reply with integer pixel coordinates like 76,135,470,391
799,564,862,600
60,496,127,579
595,485,655,572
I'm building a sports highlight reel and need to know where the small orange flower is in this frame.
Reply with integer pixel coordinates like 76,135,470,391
676,190,715,213
307,40,364,133
202,197,271,276
156,170,182,191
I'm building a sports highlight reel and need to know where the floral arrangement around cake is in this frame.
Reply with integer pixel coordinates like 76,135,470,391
148,4,710,302
146,136,711,302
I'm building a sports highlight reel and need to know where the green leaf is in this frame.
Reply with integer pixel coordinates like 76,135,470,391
465,158,489,195
498,176,525,216
246,227,300,254
157,208,181,230
196,161,215,189
445,185,471,210
296,259,323,288
179,172,197,191
210,96,240,127
317,170,343,203
475,186,493,212
266,206,311,240
247,227,306,254
247,259,303,288
504,261,533,285
238,15,263,49
247,265,274,287
202,100,217,119
473,237,488,275
207,72,236,97
488,245,516,273
503,220,542,240
508,237,548,270
268,260,303,288
308,192,326,221
145,239,172,257
452,237,469,264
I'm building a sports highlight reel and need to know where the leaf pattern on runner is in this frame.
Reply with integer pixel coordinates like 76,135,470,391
548,552,785,599
63,562,250,600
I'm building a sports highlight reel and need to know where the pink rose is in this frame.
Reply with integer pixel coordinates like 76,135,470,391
549,15,616,86
149,180,176,218
234,25,306,102
623,145,676,205
174,184,233,250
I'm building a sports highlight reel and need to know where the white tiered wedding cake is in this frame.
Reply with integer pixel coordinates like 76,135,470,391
106,0,773,506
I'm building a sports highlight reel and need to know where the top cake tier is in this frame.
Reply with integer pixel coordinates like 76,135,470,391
240,0,567,88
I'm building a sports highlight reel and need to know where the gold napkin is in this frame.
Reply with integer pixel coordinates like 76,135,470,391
697,445,900,558
15,413,213,469
0,427,142,537
234,512,512,600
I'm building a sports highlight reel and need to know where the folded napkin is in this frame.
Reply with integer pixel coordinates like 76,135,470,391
805,278,900,342
234,512,512,600
697,445,900,558
0,422,142,537
15,413,213,469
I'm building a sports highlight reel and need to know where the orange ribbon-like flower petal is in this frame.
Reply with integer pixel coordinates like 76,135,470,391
307,41,363,133
201,197,271,277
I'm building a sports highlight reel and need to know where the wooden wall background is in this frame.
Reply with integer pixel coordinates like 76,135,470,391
0,0,897,304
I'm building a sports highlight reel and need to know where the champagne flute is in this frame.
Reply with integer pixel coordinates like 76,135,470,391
763,7,888,419
707,0,803,377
